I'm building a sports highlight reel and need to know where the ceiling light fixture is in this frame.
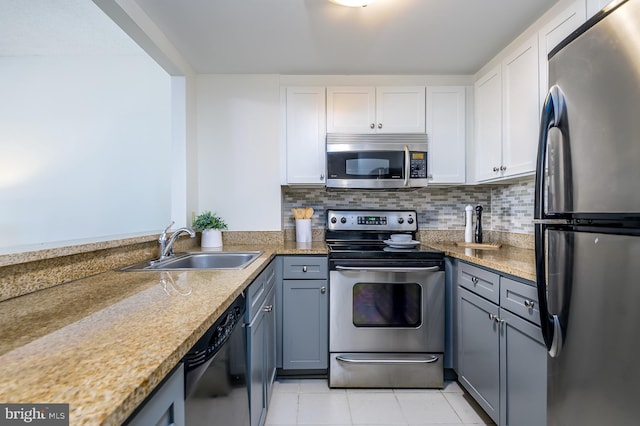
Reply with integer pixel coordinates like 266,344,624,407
328,0,376,7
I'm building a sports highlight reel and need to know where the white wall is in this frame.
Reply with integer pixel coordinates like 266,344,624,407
196,75,282,231
0,54,172,252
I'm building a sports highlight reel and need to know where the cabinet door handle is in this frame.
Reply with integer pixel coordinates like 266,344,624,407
263,305,273,313
320,173,324,181
493,166,500,172
320,286,326,294
500,165,507,171
524,300,535,309
489,313,498,321
370,123,375,129
302,266,307,273
471,276,479,285
378,123,382,129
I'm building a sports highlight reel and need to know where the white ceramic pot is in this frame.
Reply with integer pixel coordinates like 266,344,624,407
201,229,223,248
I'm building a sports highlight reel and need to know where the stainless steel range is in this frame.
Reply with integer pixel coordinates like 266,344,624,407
326,209,445,388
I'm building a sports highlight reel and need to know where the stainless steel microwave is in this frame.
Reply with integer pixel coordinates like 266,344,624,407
326,133,429,189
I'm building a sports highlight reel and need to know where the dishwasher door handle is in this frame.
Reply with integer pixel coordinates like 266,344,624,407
336,355,439,365
335,265,440,273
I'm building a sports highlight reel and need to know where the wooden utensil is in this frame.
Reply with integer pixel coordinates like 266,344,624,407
304,207,314,219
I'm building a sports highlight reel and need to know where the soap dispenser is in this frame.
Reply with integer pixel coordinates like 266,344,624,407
475,205,484,244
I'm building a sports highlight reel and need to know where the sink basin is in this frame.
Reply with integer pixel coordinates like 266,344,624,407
121,251,262,271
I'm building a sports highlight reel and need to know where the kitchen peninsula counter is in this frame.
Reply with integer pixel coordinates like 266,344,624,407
0,242,327,426
428,242,536,282
0,239,535,426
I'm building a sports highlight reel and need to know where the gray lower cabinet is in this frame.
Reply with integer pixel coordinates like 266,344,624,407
456,261,546,426
246,260,276,426
499,308,546,426
125,363,184,426
279,256,328,371
458,287,500,421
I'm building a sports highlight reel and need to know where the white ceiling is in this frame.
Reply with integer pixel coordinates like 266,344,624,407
131,0,560,75
1,0,560,75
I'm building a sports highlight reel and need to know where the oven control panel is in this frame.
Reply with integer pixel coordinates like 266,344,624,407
326,209,418,232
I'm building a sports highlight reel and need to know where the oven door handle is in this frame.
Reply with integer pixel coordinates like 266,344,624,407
334,265,441,273
336,355,439,365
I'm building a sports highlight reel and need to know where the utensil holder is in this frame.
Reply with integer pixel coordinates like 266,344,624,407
295,219,312,243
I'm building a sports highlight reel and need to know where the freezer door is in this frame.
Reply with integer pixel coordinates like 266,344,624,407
542,228,640,425
538,0,640,216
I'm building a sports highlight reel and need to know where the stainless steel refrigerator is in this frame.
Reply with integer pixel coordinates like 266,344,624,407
535,0,640,424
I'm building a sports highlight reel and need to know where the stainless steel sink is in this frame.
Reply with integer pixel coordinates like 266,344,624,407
120,251,262,271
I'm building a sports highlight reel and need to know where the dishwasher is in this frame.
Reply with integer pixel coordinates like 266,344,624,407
183,294,248,426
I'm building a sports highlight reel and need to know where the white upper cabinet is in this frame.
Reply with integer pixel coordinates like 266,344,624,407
426,86,466,184
538,0,586,106
501,34,540,178
474,34,540,182
474,66,503,182
327,86,425,133
586,0,613,19
326,86,375,133
285,87,326,185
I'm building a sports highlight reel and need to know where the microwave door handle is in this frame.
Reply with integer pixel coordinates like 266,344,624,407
404,145,410,187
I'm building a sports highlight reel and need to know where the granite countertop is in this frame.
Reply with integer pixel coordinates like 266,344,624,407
428,242,536,282
0,242,327,426
0,239,534,426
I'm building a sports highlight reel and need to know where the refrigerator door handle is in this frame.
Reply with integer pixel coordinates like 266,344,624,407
535,223,557,354
534,85,567,220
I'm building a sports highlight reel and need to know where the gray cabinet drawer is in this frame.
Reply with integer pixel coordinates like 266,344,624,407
500,277,540,326
282,256,327,280
247,260,275,321
458,262,500,304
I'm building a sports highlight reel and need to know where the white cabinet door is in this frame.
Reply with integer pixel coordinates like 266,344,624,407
426,86,466,184
586,0,612,18
474,66,502,182
285,87,326,184
376,86,426,133
326,86,376,133
326,86,425,133
539,0,586,106
501,34,539,178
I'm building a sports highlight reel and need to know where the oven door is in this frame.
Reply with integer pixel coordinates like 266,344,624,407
329,262,444,353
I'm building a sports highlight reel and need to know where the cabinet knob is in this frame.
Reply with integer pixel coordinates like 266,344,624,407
427,174,433,179
263,305,273,313
524,300,535,309
500,165,507,171
493,166,499,172
471,276,479,285
370,123,375,129
377,123,382,129
320,286,326,294
320,173,325,181
489,313,498,322
302,266,307,273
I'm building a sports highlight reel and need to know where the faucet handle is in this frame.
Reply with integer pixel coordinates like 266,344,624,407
160,221,175,240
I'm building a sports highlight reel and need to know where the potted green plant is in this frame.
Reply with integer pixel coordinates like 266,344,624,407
193,211,228,248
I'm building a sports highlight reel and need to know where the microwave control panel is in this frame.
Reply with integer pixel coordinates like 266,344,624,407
409,152,427,179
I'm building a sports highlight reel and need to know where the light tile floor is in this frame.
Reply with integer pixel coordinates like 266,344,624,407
265,379,495,426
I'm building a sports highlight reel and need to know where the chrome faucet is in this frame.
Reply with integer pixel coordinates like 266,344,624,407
158,221,196,261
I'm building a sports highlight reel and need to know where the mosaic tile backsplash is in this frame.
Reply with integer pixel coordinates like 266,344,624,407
283,177,535,235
